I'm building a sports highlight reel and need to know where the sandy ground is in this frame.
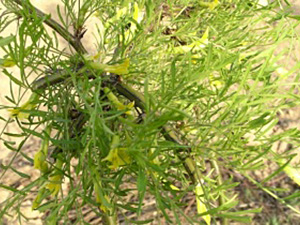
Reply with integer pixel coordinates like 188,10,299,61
0,1,300,224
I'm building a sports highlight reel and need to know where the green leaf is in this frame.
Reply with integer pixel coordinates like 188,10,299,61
137,169,147,193
0,184,26,195
36,200,56,212
287,15,300,21
129,219,154,224
0,164,30,178
262,157,292,184
198,195,239,217
248,112,271,129
217,213,252,223
0,116,7,122
3,132,27,137
2,69,25,88
283,191,300,201
137,168,147,214
3,140,17,151
220,207,262,215
0,35,15,47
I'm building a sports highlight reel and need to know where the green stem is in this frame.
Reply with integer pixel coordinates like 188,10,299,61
103,214,118,225
211,160,228,225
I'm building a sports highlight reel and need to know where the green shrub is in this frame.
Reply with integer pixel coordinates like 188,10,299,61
1,0,300,224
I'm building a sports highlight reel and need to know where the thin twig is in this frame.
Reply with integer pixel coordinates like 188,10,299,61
31,66,197,184
12,0,87,54
13,0,197,185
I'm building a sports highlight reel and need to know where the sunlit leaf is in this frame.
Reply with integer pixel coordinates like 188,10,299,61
88,58,130,75
0,35,15,47
195,183,211,225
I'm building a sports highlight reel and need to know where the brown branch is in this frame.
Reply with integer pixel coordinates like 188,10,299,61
12,0,87,54
12,0,197,184
32,69,197,183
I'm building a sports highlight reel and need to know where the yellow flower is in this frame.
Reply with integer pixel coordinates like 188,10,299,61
101,5,128,28
45,157,63,196
0,58,16,68
122,2,144,44
283,164,300,187
277,158,300,187
173,28,209,54
8,103,36,119
195,182,211,225
103,87,135,115
33,126,51,173
97,194,110,213
46,173,62,196
209,73,224,88
116,101,135,115
102,147,131,169
94,182,111,213
88,58,130,75
34,151,48,173
102,135,131,169
8,92,39,119
199,0,219,10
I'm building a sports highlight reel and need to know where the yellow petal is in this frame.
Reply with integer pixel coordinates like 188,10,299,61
102,135,131,169
46,174,62,196
8,93,39,119
105,58,130,74
170,184,180,191
94,182,111,213
278,159,300,187
46,158,63,196
92,51,102,60
173,28,209,54
89,58,130,75
133,2,139,22
33,127,51,173
209,74,224,88
195,183,211,225
99,195,110,212
199,27,209,45
103,87,134,115
8,108,31,119
104,5,128,28
116,6,128,20
102,147,131,169
34,151,48,173
121,2,144,44
199,0,219,10
0,58,16,68
284,165,300,186
117,101,135,115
